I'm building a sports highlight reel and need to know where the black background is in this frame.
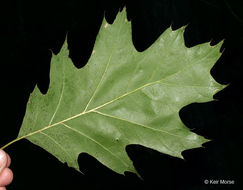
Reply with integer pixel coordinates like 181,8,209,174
0,0,242,189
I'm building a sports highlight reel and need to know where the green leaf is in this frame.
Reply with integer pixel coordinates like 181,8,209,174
16,10,224,175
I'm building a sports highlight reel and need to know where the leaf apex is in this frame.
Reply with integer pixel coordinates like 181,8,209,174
210,40,224,53
179,24,188,32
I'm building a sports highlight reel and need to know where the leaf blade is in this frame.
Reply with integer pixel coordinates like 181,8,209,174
18,10,224,175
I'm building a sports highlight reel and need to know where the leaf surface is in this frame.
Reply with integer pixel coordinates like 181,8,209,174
18,10,224,174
